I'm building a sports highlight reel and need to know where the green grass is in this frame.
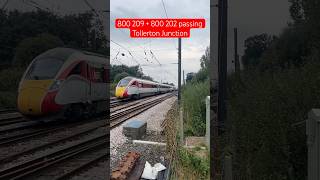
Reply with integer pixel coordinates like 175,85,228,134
182,79,209,136
166,102,209,180
177,147,209,179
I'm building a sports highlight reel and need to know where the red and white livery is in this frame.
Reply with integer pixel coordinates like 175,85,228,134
115,76,174,99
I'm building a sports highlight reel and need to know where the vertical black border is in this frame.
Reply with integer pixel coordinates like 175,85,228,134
210,0,215,179
106,0,110,179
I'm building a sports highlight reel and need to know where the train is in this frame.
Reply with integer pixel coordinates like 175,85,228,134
115,76,175,99
17,47,108,118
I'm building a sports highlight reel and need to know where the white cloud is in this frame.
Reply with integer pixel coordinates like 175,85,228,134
110,0,210,85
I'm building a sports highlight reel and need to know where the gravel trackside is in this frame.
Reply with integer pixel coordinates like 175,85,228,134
110,96,177,170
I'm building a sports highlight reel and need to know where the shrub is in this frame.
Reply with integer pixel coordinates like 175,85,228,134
182,79,209,136
13,33,64,67
227,61,320,179
0,91,17,108
0,67,24,108
0,67,24,91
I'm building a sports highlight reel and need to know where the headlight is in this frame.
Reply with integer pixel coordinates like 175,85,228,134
49,79,64,91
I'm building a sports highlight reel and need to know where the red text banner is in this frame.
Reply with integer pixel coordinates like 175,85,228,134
115,18,205,38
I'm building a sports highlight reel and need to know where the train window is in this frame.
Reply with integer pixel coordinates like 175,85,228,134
69,63,81,75
93,68,104,82
131,81,138,86
118,77,133,87
102,68,107,83
25,58,64,80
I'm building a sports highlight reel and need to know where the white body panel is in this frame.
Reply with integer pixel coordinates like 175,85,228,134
117,76,174,98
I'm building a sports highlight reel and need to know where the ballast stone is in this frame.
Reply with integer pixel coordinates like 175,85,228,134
123,120,147,139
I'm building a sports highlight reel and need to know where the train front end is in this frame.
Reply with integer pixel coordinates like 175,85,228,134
115,77,133,98
17,49,66,117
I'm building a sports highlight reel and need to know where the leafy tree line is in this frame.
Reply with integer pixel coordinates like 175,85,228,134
228,0,320,179
0,9,107,107
0,9,107,68
182,47,209,136
169,46,210,179
110,64,153,84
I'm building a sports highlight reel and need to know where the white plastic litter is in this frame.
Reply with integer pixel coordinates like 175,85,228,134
154,163,166,172
141,161,166,179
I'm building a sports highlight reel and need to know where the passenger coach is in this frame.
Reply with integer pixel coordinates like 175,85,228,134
115,76,174,99
17,47,108,118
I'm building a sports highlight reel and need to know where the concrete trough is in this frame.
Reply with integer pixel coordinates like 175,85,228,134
123,120,147,140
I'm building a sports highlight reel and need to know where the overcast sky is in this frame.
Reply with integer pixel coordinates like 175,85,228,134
227,0,291,71
2,0,291,85
110,0,210,85
111,0,291,85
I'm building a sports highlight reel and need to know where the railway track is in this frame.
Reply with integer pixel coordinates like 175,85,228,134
0,134,108,179
110,98,130,108
0,119,104,146
0,108,16,114
0,121,106,164
0,93,175,179
0,117,108,179
0,116,26,126
0,94,168,128
0,110,25,127
110,95,163,114
110,93,175,128
0,97,133,127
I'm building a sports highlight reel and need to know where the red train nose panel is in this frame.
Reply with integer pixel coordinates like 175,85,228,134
41,91,63,114
123,89,129,98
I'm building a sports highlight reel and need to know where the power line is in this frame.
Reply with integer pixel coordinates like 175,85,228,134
130,48,176,52
150,50,162,65
110,39,141,65
110,3,178,82
1,0,8,10
110,17,155,64
161,0,168,18
140,62,177,66
21,0,50,11
159,0,178,51
111,51,120,64
83,0,99,17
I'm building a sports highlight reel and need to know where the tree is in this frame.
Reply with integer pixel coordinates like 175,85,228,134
259,27,307,71
242,34,275,69
114,72,130,83
13,33,64,67
289,0,304,24
200,46,209,70
141,75,153,81
110,65,149,82
186,72,195,82
0,9,107,66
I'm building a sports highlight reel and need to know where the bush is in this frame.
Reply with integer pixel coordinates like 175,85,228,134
0,67,25,108
113,72,129,84
13,33,64,67
182,79,209,136
0,67,24,91
227,61,320,179
0,91,17,108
